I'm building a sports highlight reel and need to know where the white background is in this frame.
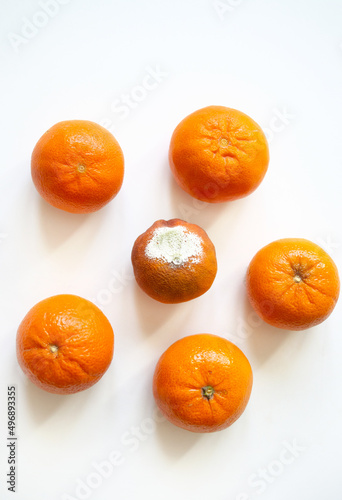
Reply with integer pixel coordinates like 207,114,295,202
1,1,342,499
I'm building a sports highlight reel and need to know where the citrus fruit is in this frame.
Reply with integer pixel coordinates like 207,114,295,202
246,238,340,330
169,105,269,203
16,294,114,394
131,219,217,303
153,334,253,433
31,120,124,213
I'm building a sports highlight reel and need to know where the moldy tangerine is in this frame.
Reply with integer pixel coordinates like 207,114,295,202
131,219,217,304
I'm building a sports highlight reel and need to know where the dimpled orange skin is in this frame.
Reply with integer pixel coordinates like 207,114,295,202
131,219,217,304
16,295,114,394
153,334,253,433
246,238,340,331
169,106,269,203
31,120,124,213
